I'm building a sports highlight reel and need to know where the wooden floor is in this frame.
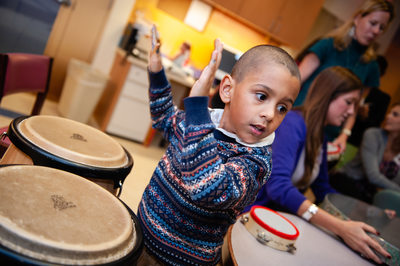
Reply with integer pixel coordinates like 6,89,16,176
0,92,166,212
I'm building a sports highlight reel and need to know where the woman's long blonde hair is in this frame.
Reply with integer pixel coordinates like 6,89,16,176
296,67,362,188
327,0,394,62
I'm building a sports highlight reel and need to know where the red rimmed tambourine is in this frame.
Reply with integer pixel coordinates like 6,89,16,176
240,206,299,253
327,142,341,162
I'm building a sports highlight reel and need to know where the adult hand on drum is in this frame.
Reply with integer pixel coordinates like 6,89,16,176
148,25,162,73
337,219,391,264
189,39,223,97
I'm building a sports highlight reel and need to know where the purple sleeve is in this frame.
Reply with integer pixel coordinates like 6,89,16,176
310,140,337,203
264,112,308,214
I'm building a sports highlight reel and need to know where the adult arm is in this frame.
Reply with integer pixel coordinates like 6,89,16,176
298,53,320,84
361,128,400,191
332,114,355,152
297,200,390,264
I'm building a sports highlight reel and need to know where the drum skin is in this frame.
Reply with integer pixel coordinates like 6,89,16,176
0,165,143,265
1,116,133,194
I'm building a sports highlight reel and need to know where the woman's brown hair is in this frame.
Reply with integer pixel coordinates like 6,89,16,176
295,66,363,188
327,0,394,62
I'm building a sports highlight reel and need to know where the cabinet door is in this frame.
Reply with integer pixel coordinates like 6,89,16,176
209,0,243,13
273,0,324,48
106,65,151,143
238,0,285,32
106,96,151,142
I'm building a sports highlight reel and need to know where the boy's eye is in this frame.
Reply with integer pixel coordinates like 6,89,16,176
277,104,288,114
256,93,267,101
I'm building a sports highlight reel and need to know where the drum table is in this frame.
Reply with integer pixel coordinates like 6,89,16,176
224,212,374,266
321,193,400,266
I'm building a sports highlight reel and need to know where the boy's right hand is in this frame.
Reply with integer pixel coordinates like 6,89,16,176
148,25,162,73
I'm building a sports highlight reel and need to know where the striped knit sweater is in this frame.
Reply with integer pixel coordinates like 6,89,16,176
137,69,273,265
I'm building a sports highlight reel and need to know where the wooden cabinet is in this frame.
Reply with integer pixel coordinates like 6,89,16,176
239,0,284,34
106,64,151,143
94,49,195,145
272,0,325,48
209,0,243,13
205,0,324,48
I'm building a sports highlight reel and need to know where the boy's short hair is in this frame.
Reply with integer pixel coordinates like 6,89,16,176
231,45,300,83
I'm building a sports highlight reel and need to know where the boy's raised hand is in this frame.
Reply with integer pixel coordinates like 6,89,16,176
148,25,162,73
189,39,223,97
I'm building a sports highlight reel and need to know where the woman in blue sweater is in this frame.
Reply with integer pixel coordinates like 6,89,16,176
246,66,391,264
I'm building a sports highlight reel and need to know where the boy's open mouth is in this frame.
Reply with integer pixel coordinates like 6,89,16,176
250,124,265,135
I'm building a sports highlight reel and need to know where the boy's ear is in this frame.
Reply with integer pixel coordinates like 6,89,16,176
219,75,235,104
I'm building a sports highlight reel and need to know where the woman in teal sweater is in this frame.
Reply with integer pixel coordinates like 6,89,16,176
295,0,394,152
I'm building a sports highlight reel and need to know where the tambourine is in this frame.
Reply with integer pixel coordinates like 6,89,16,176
240,206,299,253
327,142,341,162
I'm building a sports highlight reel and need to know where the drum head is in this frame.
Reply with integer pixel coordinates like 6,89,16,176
251,206,299,240
17,116,127,168
0,165,136,264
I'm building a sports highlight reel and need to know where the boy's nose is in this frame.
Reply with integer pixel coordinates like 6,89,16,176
260,107,274,122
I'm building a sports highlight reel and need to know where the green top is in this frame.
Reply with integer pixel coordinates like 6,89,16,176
294,38,380,106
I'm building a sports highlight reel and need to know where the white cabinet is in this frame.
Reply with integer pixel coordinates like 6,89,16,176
106,64,151,142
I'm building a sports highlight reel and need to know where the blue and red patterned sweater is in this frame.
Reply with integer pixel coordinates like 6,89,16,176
137,69,273,265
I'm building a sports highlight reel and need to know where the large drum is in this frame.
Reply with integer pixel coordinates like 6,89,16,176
321,193,400,266
0,116,133,196
0,165,143,265
222,211,374,266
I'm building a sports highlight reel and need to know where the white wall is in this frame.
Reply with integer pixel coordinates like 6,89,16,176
91,0,136,75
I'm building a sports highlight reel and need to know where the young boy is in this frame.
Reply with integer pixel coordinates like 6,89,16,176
137,27,300,265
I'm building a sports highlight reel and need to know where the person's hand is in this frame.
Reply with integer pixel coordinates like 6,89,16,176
384,209,396,219
332,133,348,153
148,25,162,73
337,220,391,264
189,39,223,97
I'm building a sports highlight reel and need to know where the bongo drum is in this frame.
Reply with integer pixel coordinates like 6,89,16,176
0,165,143,265
321,193,400,266
240,206,299,253
0,116,133,196
222,211,374,266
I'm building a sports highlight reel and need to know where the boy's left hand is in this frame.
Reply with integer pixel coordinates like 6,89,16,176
189,39,223,97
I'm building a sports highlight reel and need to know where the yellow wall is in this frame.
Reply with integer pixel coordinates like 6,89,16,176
130,0,276,69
